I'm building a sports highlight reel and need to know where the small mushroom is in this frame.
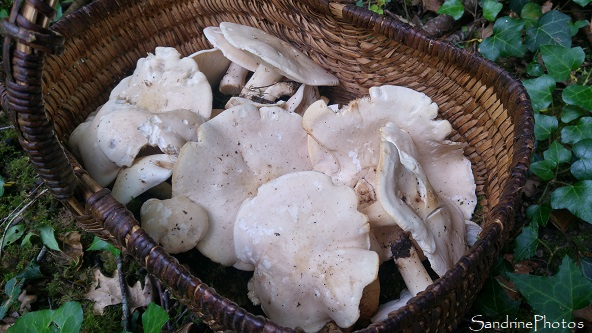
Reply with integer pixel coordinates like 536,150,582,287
111,154,175,205
172,103,312,266
140,195,209,254
218,22,339,102
203,26,260,95
189,48,231,87
234,171,379,332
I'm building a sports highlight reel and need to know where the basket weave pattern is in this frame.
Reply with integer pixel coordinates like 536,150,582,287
1,0,534,332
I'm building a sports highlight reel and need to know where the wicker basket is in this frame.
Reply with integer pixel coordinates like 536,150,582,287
1,0,534,331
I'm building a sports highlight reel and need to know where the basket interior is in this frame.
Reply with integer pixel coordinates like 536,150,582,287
35,0,533,331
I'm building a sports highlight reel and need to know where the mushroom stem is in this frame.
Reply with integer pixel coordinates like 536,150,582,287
219,62,250,95
240,63,284,100
390,232,433,296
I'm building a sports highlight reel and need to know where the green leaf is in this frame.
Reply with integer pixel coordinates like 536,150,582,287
530,159,557,181
563,85,592,112
543,140,572,164
142,303,169,333
561,117,592,145
571,139,592,180
21,231,38,248
526,204,552,227
87,236,121,257
508,256,592,332
520,2,541,29
479,17,526,61
475,276,521,317
523,75,556,112
561,105,587,123
7,301,83,333
509,0,529,13
1,225,25,249
572,0,592,7
0,175,4,197
551,180,592,223
480,0,502,21
533,113,558,141
570,20,589,36
514,223,539,261
38,225,61,252
0,278,22,320
526,61,544,77
540,45,585,82
437,0,464,20
525,10,572,52
0,9,8,20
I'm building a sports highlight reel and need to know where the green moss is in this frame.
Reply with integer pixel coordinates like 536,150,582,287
80,300,123,333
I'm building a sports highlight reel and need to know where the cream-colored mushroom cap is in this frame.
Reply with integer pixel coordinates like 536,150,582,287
234,171,378,332
140,196,209,254
203,26,260,72
109,47,212,119
372,123,468,276
302,85,476,219
189,48,231,87
96,107,203,168
172,103,312,266
220,22,338,86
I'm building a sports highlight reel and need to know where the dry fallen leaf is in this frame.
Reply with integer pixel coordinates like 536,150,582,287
59,231,84,268
85,269,154,315
541,1,553,13
17,291,37,314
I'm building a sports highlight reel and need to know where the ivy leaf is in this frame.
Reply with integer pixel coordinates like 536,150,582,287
551,180,592,223
87,236,121,257
534,113,558,141
38,225,61,252
572,0,592,7
530,159,557,181
540,45,585,82
526,204,552,227
514,223,539,261
508,256,592,331
561,117,592,145
509,0,529,14
520,2,541,29
543,140,572,164
479,17,526,61
142,303,170,333
526,61,544,77
561,105,587,123
480,0,502,21
525,10,572,52
570,20,589,36
437,0,464,20
0,175,4,197
582,257,592,280
563,85,592,112
571,139,592,180
475,258,520,316
523,75,556,112
7,301,83,333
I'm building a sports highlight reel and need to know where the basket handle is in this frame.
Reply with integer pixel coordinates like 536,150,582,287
1,0,78,201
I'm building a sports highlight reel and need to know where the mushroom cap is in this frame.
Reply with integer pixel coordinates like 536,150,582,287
234,171,379,332
219,22,339,86
109,47,212,119
68,107,121,187
189,48,231,87
203,26,260,72
172,103,312,266
302,85,476,220
376,123,468,276
140,196,209,254
96,106,204,167
111,154,175,205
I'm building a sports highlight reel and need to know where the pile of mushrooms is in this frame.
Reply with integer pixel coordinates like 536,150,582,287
69,22,482,332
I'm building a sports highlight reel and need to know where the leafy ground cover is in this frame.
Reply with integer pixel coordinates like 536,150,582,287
1,0,592,332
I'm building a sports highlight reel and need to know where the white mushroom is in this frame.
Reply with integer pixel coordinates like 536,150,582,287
366,123,468,277
109,47,212,119
283,84,322,114
218,22,339,102
302,85,477,220
111,154,175,205
172,103,312,266
189,48,231,87
234,171,379,332
140,196,209,254
203,26,260,95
